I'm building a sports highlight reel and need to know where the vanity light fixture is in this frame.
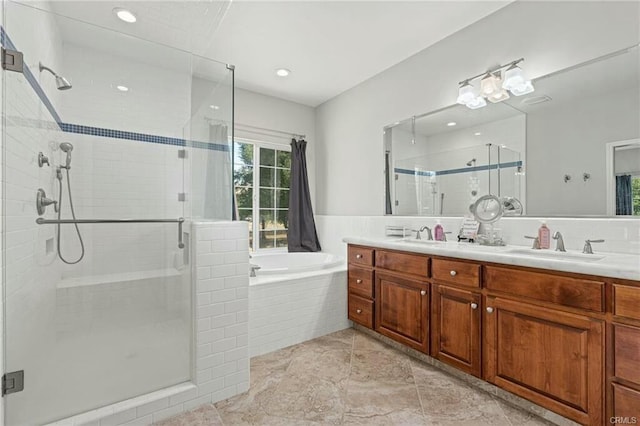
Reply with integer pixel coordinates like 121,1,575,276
114,8,137,23
457,58,534,109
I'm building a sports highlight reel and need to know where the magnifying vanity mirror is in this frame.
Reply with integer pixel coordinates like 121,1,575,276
384,44,640,217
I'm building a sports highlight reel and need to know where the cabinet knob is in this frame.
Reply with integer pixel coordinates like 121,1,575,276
486,307,494,314
356,309,362,314
420,290,427,296
356,254,363,259
450,270,457,276
471,303,478,310
356,279,362,284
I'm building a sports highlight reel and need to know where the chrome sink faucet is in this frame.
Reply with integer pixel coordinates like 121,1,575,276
583,239,604,254
414,226,433,240
524,235,541,249
552,232,566,252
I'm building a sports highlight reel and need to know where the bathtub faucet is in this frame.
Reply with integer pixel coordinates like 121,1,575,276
249,264,261,277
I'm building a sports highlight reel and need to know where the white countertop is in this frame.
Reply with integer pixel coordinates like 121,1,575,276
343,236,640,281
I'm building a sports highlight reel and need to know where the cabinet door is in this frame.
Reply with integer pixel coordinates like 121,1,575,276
431,284,481,377
375,271,429,353
484,297,604,426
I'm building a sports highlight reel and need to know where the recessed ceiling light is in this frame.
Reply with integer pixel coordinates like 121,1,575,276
114,8,137,23
276,68,291,77
474,132,482,136
209,105,220,110
447,122,457,127
116,85,129,92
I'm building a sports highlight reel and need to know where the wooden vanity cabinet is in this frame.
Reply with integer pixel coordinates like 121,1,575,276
609,282,640,421
345,243,638,425
484,296,604,425
431,284,481,377
347,245,375,329
375,271,429,353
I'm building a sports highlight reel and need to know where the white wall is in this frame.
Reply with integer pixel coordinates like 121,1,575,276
315,1,640,215
234,88,317,208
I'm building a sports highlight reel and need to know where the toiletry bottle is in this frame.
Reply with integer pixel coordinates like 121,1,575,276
538,221,551,249
434,221,444,241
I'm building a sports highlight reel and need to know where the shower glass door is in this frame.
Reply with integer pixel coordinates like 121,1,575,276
0,2,215,424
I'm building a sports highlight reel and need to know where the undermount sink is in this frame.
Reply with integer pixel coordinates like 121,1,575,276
400,238,443,245
507,248,605,262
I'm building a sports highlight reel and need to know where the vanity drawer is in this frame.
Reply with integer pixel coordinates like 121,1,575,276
375,250,429,277
613,283,640,321
349,294,374,329
612,383,640,419
432,258,481,288
348,245,374,267
484,266,605,312
614,323,640,384
349,267,374,298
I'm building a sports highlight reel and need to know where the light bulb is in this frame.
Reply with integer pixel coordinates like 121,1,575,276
466,96,487,110
480,73,500,96
456,82,477,105
510,81,535,96
502,65,526,90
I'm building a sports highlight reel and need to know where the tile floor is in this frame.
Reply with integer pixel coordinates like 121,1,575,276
157,328,553,425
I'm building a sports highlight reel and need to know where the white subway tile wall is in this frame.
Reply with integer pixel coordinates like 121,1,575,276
249,270,349,357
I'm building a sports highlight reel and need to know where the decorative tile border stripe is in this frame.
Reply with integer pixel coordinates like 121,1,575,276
395,161,522,177
1,26,62,124
1,26,229,153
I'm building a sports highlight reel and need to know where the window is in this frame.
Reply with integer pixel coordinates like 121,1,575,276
234,140,291,250
633,176,640,216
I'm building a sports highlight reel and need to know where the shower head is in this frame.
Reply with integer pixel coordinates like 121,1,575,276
466,158,477,167
39,62,72,90
59,142,74,169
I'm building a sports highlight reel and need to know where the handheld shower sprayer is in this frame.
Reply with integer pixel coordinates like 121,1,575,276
59,142,73,169
55,142,84,264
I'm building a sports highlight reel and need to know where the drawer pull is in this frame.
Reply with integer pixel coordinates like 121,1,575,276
356,279,363,284
450,270,457,276
420,290,427,296
486,307,494,314
471,303,478,310
356,254,363,259
356,309,362,314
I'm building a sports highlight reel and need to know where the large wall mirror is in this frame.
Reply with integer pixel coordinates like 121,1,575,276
384,44,639,217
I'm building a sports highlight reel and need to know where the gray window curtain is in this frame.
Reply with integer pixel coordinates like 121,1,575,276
287,139,321,252
616,174,632,215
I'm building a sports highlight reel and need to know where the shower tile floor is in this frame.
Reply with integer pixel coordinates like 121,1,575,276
156,328,552,425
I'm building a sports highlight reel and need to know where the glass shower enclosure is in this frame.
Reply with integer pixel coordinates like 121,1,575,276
1,2,233,424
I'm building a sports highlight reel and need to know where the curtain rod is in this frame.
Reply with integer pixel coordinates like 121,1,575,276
235,122,306,140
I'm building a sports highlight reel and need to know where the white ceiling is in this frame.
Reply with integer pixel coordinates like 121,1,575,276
40,0,512,106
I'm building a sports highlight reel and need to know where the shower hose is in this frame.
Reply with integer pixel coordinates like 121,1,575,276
57,167,85,264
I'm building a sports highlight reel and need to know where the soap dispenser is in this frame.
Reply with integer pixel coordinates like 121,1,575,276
434,221,445,241
538,221,551,249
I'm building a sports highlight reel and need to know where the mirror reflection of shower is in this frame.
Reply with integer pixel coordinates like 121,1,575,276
56,142,85,264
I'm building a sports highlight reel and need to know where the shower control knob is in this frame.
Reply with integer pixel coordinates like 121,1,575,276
356,279,362,284
450,270,457,276
38,152,50,167
486,307,494,314
356,309,362,314
471,303,478,310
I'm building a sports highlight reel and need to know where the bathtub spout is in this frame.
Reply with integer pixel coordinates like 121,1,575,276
249,264,261,277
